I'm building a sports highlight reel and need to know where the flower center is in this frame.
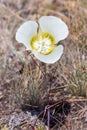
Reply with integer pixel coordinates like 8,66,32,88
31,32,55,55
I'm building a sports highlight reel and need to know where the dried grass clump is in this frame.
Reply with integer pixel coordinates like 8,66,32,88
9,56,47,108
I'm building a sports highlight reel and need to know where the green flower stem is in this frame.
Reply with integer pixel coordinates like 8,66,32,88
43,63,50,130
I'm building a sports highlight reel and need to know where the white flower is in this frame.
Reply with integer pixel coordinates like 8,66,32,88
15,16,69,64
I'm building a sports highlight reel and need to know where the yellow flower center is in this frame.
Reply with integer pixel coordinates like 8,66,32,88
31,32,56,55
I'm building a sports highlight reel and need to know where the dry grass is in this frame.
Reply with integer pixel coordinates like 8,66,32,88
0,0,87,130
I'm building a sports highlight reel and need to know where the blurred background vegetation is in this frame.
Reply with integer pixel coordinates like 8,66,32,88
0,0,87,130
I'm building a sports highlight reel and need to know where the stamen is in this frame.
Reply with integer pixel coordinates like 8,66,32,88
31,32,55,55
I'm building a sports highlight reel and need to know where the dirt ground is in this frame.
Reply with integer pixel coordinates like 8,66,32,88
0,0,87,130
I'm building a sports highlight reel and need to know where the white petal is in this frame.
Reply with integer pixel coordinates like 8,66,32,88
39,16,69,43
15,21,38,50
33,45,64,64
